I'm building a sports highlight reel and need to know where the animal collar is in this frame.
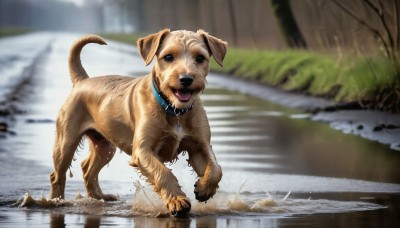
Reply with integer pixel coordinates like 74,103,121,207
152,78,194,116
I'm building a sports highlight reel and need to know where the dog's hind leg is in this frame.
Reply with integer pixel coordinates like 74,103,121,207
50,114,82,199
81,129,117,201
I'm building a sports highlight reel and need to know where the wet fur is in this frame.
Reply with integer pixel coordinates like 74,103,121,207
50,29,227,216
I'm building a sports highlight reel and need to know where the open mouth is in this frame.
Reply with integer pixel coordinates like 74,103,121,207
173,89,193,102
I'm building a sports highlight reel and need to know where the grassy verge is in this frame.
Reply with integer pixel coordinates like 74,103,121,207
0,27,32,38
102,33,400,112
210,48,400,112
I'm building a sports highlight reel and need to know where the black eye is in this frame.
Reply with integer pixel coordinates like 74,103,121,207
195,55,205,63
163,54,174,62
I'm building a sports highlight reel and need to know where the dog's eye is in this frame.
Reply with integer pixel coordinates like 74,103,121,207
195,55,205,64
163,54,174,62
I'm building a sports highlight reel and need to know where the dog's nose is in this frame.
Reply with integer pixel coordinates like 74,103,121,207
179,75,193,87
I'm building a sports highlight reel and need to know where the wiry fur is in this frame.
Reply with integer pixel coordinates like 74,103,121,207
50,29,227,216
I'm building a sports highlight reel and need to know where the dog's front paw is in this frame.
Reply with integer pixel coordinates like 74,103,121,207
101,193,118,201
87,192,118,201
166,196,191,217
194,179,218,202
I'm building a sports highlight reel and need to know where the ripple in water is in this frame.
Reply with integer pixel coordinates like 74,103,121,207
14,181,385,218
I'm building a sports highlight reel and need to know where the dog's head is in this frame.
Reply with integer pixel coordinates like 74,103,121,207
137,29,228,109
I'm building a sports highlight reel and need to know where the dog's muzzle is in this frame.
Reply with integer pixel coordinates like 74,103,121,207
152,78,194,116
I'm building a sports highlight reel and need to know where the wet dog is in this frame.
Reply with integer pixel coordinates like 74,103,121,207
49,29,227,217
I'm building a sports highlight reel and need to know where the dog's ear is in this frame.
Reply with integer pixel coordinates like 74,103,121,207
197,30,228,67
137,29,170,65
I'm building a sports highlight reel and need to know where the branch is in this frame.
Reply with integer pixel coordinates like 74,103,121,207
331,0,391,58
395,0,400,49
363,0,395,50
364,0,382,16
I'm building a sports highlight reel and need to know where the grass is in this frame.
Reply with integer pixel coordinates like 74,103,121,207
103,33,400,112
338,58,397,99
0,27,32,38
211,47,400,111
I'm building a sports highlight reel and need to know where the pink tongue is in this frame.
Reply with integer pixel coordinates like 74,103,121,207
175,90,192,101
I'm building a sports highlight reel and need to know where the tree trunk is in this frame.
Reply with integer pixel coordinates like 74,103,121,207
228,0,238,46
270,0,307,49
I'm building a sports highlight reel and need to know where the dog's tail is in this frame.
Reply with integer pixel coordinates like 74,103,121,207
69,35,107,86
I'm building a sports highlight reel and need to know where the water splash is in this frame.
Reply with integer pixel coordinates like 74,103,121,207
131,181,168,217
13,186,386,218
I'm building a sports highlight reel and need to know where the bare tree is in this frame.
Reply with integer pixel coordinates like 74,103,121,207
332,0,400,65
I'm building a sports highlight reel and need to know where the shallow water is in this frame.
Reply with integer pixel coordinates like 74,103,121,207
0,33,400,228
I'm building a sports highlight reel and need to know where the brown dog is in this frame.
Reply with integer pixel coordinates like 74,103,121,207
49,29,227,216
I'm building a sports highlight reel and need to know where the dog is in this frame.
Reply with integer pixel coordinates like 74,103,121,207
49,29,227,217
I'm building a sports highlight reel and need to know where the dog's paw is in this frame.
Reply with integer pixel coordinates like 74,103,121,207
88,192,118,201
101,194,118,201
166,196,191,217
194,179,218,202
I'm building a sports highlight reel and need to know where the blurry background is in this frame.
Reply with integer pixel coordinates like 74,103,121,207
1,0,399,112
0,0,396,53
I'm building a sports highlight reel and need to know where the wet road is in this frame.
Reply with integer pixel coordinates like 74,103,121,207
0,33,400,228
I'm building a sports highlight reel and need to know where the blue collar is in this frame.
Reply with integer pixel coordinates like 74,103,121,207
152,79,194,116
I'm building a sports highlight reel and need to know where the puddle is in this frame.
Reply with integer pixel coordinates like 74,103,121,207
12,184,386,218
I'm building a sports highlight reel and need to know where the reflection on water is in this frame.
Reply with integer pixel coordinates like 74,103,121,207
206,87,400,184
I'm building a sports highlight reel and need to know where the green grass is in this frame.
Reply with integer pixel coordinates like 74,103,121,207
0,27,32,38
211,47,400,111
338,57,398,101
210,48,344,95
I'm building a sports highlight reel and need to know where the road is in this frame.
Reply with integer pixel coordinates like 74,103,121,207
0,33,399,228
